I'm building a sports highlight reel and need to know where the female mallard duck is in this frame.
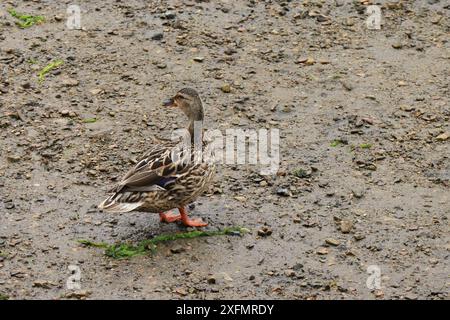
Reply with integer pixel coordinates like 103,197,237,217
98,88,215,227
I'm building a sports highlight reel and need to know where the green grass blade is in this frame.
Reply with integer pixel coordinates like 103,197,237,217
79,227,249,259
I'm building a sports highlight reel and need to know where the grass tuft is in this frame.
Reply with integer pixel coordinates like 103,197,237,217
78,227,249,259
0,293,9,300
360,143,372,149
8,8,45,28
82,118,97,123
330,139,344,147
38,60,63,82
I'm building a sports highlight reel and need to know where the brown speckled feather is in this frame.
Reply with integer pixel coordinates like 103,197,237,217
98,140,215,213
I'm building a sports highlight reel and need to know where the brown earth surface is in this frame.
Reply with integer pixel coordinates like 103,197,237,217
0,0,449,299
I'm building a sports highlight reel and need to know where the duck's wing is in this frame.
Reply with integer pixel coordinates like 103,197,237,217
98,141,193,212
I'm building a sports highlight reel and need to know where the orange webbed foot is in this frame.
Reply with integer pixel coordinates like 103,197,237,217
179,207,208,227
159,211,182,223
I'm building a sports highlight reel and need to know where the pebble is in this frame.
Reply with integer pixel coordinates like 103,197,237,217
33,280,54,289
62,78,79,87
341,80,354,91
436,132,449,141
325,238,340,246
354,234,366,241
340,220,353,233
193,56,204,62
352,188,365,199
392,42,403,49
276,188,290,197
89,88,102,95
5,203,15,209
170,245,185,254
151,32,164,41
221,84,231,93
400,105,414,112
66,290,92,299
316,247,329,255
163,11,176,20
298,57,315,65
284,269,296,277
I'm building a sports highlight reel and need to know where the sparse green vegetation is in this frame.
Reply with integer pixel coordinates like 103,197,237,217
8,8,45,28
38,60,63,82
330,139,345,147
0,293,9,300
360,143,372,149
79,227,249,259
82,118,97,123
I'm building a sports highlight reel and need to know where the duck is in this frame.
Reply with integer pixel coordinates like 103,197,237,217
98,88,215,227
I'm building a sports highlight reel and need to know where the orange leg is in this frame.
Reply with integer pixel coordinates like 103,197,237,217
179,207,207,227
159,210,181,223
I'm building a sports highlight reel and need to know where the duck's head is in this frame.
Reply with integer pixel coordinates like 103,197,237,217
163,88,204,121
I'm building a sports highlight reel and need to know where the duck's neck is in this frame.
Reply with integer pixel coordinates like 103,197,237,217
187,117,203,145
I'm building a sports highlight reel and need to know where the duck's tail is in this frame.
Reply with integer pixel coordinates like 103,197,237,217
98,193,144,213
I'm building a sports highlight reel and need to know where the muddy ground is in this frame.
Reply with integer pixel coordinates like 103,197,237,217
0,0,449,300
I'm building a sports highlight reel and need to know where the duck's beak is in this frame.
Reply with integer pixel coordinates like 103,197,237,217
163,97,175,107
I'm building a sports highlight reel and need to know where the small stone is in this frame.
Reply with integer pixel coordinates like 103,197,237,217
33,280,54,289
340,220,353,233
305,57,315,65
7,155,21,163
398,80,407,86
163,11,176,20
316,247,329,255
21,82,31,89
5,203,15,209
325,238,340,246
400,105,414,112
62,78,79,87
392,42,403,49
341,81,354,91
151,32,164,41
436,132,449,141
352,188,365,199
207,275,216,284
284,269,296,277
193,56,204,62
221,84,231,93
374,290,384,298
276,188,290,197
354,234,365,241
66,290,92,299
297,57,316,65
89,88,102,95
60,110,70,116
170,245,185,254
